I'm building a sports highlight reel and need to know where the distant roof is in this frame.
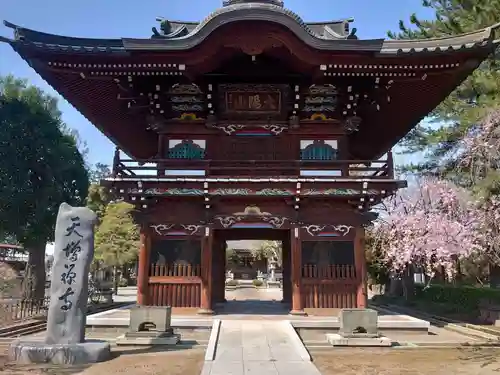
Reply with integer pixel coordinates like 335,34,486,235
227,240,265,251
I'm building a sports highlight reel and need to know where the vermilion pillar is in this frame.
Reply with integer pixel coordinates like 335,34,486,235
290,227,306,315
199,226,214,314
355,227,368,308
137,229,150,305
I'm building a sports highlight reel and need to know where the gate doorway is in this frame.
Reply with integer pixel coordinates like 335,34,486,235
211,228,292,315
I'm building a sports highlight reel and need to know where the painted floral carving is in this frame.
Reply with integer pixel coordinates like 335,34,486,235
150,224,202,236
301,224,354,237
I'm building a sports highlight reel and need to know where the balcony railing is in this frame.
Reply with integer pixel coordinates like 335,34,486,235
111,151,394,179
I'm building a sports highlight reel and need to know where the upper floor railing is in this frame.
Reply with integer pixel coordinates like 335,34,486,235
111,150,394,180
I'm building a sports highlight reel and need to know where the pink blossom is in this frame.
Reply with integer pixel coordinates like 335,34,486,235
374,178,481,278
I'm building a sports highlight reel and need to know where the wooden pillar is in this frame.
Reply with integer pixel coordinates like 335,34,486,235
199,226,214,314
281,234,291,304
137,228,150,305
221,240,228,302
212,236,225,304
355,227,368,308
290,227,306,315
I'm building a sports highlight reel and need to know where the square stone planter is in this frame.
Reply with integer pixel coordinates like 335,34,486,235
129,305,172,333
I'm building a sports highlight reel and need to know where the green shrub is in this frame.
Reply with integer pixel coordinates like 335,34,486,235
225,280,238,287
252,279,264,287
118,278,128,287
415,285,500,310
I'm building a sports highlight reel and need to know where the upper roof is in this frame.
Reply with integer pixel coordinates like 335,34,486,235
1,3,499,160
2,2,498,55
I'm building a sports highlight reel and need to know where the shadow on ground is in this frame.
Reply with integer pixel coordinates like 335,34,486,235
215,300,290,315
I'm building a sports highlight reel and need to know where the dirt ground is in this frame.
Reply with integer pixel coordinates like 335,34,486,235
0,346,205,375
313,347,500,375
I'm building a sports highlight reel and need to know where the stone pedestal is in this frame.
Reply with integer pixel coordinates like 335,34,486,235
326,333,392,347
9,340,111,365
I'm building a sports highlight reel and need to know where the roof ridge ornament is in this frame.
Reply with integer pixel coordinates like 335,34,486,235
222,0,284,7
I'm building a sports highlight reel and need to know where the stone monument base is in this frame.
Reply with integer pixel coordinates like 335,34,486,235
8,340,111,365
116,331,180,346
326,333,392,347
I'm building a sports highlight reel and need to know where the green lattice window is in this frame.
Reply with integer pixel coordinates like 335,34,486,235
167,140,205,159
300,141,337,160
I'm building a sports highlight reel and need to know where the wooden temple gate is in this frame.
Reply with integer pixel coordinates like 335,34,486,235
136,202,366,314
5,0,497,314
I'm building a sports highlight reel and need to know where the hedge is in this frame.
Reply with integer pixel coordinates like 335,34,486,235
415,284,500,310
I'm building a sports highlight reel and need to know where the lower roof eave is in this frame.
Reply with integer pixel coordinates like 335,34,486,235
103,176,408,184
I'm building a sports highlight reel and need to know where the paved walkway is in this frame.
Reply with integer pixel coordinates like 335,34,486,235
201,320,322,375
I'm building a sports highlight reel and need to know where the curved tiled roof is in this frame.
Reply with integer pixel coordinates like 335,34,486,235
193,2,316,38
1,5,499,55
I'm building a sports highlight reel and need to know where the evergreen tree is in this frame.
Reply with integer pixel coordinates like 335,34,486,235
0,75,89,299
388,1,500,183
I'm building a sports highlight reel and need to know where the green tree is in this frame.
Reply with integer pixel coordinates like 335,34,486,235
86,163,112,219
253,240,282,266
0,75,89,299
388,1,500,182
89,163,111,183
94,201,140,293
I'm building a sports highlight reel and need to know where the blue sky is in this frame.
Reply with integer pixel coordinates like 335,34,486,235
0,0,434,167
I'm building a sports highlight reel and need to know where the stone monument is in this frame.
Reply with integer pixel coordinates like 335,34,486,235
326,308,392,347
9,203,111,364
267,257,280,288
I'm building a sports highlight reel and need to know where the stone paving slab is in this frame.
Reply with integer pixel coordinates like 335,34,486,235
200,320,322,375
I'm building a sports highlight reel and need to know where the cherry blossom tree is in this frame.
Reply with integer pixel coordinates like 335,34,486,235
457,109,500,274
459,108,500,193
372,177,482,289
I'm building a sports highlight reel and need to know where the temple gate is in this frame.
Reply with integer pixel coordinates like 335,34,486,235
3,0,498,314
